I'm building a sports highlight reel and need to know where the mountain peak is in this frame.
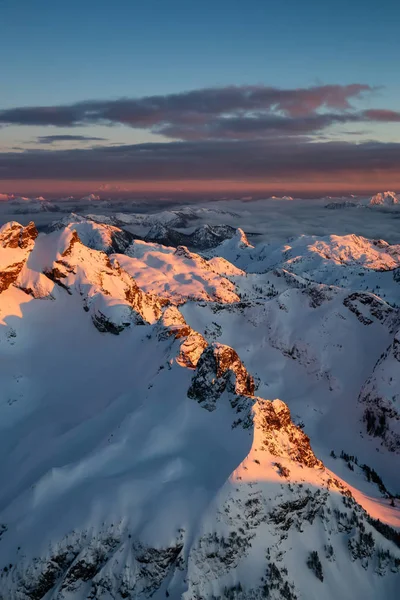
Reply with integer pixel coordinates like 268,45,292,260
369,191,399,206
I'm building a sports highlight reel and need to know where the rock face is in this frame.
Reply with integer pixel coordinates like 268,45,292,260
0,222,163,330
0,262,27,294
255,399,323,468
0,220,38,250
145,223,187,247
44,232,163,331
343,292,397,327
190,224,237,249
157,305,208,368
359,330,400,452
188,342,255,412
0,221,38,292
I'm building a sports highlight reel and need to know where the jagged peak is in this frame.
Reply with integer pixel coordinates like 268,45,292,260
0,221,39,293
174,245,195,259
370,191,399,206
157,306,207,368
234,227,253,248
254,398,323,468
0,220,38,249
188,342,255,411
48,212,88,230
48,214,134,254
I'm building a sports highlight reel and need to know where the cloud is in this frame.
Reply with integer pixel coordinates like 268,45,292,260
362,109,400,122
0,84,376,140
156,112,363,140
1,84,399,190
0,138,399,183
36,135,107,144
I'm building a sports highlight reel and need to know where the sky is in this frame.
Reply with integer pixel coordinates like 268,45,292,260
0,0,400,197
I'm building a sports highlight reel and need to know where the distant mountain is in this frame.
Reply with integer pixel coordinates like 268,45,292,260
0,195,62,214
145,223,237,250
13,201,61,214
268,195,295,200
85,207,240,231
46,213,137,253
369,191,400,207
325,200,361,209
79,193,101,202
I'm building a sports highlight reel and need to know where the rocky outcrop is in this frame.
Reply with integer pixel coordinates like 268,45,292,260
145,223,186,247
343,292,397,327
359,331,400,452
188,343,255,411
0,220,38,250
0,221,38,293
0,261,27,293
273,269,337,307
176,331,208,369
191,224,236,249
18,228,164,332
255,399,323,468
157,306,207,368
0,526,184,600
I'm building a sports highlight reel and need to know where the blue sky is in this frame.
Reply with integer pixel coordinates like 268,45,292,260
1,0,399,104
0,0,399,194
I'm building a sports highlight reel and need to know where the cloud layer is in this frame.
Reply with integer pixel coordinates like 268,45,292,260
2,83,396,141
1,84,399,191
1,139,399,183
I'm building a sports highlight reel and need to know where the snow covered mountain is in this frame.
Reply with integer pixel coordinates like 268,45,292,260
325,200,361,209
45,214,136,254
369,192,400,207
145,223,237,250
0,217,399,600
0,196,61,214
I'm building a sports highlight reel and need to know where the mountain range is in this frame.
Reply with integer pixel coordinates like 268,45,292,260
0,210,399,599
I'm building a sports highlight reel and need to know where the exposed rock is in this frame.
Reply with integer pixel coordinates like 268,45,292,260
177,331,208,369
42,234,163,331
256,399,323,468
0,221,38,292
359,331,400,452
343,292,396,327
157,306,207,368
0,261,27,293
188,343,255,411
0,220,38,250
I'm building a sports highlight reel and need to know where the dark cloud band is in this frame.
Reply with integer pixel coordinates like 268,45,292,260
36,135,107,144
0,139,399,181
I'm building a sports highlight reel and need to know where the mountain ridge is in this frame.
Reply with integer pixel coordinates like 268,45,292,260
0,217,399,599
